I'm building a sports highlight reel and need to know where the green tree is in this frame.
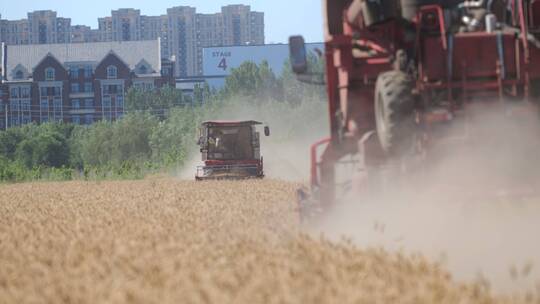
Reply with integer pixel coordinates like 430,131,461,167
0,127,25,160
15,127,70,168
73,113,158,167
193,82,212,105
109,113,158,165
154,85,184,109
223,61,282,101
149,107,201,167
281,51,326,104
72,121,114,167
125,86,184,113
125,88,152,111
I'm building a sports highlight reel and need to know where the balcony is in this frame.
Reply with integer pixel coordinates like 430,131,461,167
69,92,94,99
68,108,96,115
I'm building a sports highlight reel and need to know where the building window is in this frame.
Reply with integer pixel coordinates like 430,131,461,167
72,99,80,109
10,100,19,112
84,66,92,78
22,100,31,112
71,83,79,93
138,65,148,74
40,99,48,121
103,84,119,94
40,87,48,97
116,95,124,109
53,98,62,121
10,88,19,98
22,115,31,125
45,67,55,81
72,115,80,125
107,65,117,79
70,67,79,79
53,99,62,111
54,86,61,96
11,117,19,127
84,82,93,92
103,96,111,108
21,87,30,98
84,114,93,125
103,96,112,120
40,99,49,122
84,99,94,109
15,70,24,79
40,99,49,110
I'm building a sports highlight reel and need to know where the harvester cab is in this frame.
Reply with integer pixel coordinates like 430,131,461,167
290,0,540,219
195,120,269,180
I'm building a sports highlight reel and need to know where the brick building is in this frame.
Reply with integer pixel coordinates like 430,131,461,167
0,40,174,129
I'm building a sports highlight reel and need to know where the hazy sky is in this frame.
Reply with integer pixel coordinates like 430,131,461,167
0,0,324,43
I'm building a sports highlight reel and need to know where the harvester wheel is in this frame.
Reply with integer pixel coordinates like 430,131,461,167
374,71,416,156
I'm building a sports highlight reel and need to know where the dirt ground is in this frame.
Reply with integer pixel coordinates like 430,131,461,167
0,178,538,303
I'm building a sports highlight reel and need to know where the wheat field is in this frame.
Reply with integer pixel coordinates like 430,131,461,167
0,179,537,303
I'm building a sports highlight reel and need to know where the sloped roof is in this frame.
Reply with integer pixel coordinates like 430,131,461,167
5,40,161,81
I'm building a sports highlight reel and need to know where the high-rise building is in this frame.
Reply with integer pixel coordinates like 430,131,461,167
1,19,30,45
27,10,71,44
0,11,71,45
71,25,100,43
111,9,141,41
167,6,198,77
98,17,113,42
141,15,170,60
56,17,72,43
221,5,264,46
0,5,265,76
71,25,90,43
0,14,5,44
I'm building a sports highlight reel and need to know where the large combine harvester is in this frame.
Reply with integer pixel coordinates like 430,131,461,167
291,0,540,217
195,120,270,180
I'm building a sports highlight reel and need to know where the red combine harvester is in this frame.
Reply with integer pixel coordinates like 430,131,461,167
195,120,270,180
290,0,540,218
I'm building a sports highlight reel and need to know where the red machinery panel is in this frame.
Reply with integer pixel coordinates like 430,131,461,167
421,32,518,82
530,0,540,28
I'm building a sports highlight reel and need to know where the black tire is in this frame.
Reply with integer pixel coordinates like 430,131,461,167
374,71,416,156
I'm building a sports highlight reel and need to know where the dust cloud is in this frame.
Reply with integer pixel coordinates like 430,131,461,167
177,150,202,180
313,103,540,293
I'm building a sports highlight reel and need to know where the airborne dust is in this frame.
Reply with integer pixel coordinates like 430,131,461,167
312,103,540,293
